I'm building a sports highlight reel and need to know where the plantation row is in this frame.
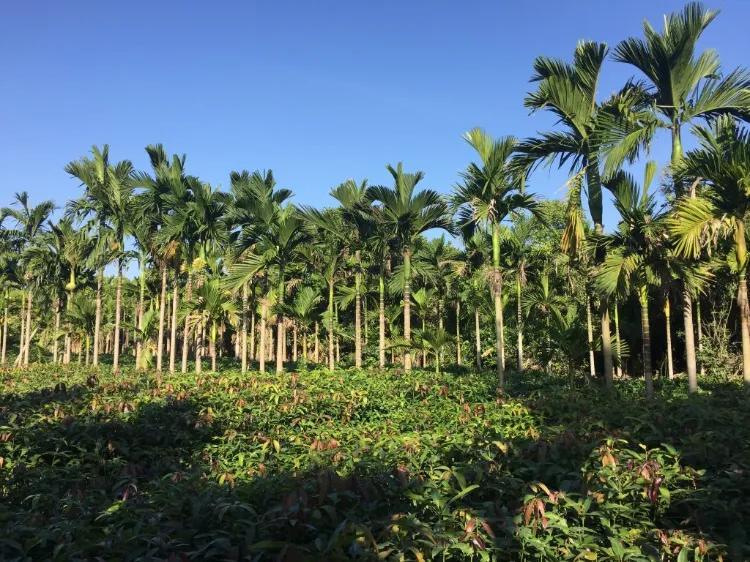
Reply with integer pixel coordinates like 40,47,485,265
1,3,750,397
0,365,748,560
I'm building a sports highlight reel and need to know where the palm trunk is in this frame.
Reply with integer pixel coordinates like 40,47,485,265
195,320,203,374
492,224,505,386
585,296,595,383
303,329,308,361
93,270,102,366
85,334,90,365
113,260,123,373
735,222,750,386
614,298,622,378
169,265,179,373
601,298,614,388
292,323,298,362
53,300,61,364
1,297,8,365
379,273,386,369
638,285,654,399
241,282,248,373
664,295,674,380
328,278,335,371
516,276,523,370
23,289,32,366
474,307,482,370
354,250,362,368
211,321,217,372
17,293,25,366
276,273,285,374
673,124,698,391
456,300,461,366
259,297,267,373
250,294,256,362
696,298,705,377
156,262,167,373
181,272,192,373
403,248,412,372
135,256,146,370
314,321,319,363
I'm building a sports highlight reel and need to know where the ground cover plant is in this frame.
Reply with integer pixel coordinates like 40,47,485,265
1,364,748,561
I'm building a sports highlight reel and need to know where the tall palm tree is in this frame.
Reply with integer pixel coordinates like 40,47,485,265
66,145,134,372
186,275,238,372
1,192,55,366
595,166,668,398
367,163,453,372
670,117,750,385
300,179,372,368
516,41,650,387
454,130,541,386
614,1,750,390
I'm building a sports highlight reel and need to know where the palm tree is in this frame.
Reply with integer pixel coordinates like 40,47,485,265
367,163,453,372
670,117,750,385
300,179,372,368
595,165,670,398
1,192,55,366
186,275,238,372
523,271,564,373
287,286,322,362
614,1,750,390
454,129,541,386
516,42,650,387
66,145,134,372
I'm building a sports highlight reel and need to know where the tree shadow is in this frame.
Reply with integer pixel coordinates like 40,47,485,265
0,370,747,560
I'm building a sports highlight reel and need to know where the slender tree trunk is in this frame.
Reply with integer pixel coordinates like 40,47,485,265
601,298,614,388
614,298,622,378
241,282,248,373
259,297,267,373
169,265,179,373
85,334,90,365
736,223,750,386
23,289,32,366
93,270,102,366
474,307,482,370
181,272,192,373
328,279,335,371
354,250,362,368
17,293,25,366
276,273,285,374
211,321,217,372
53,300,61,364
1,299,7,365
585,296,595,383
456,300,462,366
193,320,202,375
303,330,308,361
492,224,505,386
664,295,674,380
156,262,167,373
516,276,523,370
135,256,145,370
639,285,654,399
113,260,123,373
314,321,319,363
403,248,412,372
292,323,298,362
250,296,256,362
682,289,698,393
696,298,705,377
379,273,386,369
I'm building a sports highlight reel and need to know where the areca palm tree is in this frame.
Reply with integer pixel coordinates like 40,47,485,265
287,286,322,362
523,271,565,373
1,192,55,366
516,41,651,387
367,163,453,372
614,1,750,390
670,116,750,385
454,129,541,386
595,165,672,398
186,276,238,372
67,145,134,372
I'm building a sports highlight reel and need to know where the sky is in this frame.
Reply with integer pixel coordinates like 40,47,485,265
2,0,750,234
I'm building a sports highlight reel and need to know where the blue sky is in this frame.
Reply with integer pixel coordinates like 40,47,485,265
2,0,749,232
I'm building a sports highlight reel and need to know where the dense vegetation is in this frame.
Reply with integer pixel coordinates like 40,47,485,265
1,365,748,560
2,2,750,560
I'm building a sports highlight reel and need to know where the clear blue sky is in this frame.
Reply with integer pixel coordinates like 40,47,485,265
2,1,749,230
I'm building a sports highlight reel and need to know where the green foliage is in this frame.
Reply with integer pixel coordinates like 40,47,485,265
1,365,747,560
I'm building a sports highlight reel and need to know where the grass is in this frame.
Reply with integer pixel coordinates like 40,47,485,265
0,365,748,560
